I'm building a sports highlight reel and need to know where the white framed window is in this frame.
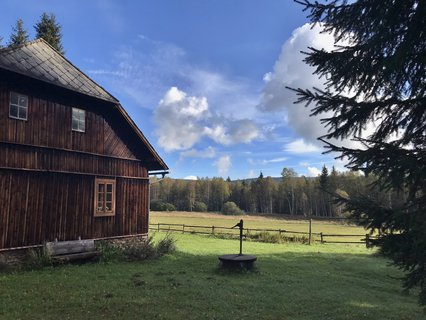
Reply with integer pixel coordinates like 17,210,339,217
9,92,28,120
72,107,86,132
94,178,116,217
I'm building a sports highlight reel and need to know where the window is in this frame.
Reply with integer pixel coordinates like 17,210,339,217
72,107,85,132
9,92,28,120
95,179,116,217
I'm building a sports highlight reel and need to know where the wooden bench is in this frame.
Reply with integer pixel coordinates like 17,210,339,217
45,239,100,262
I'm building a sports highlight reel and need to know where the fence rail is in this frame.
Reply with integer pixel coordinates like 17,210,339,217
149,223,374,247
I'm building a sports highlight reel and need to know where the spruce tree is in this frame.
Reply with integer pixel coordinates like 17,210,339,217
34,13,64,54
319,165,329,190
293,0,426,306
9,18,29,47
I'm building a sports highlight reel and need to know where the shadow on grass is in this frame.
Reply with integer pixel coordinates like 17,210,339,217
0,249,423,320
150,250,422,320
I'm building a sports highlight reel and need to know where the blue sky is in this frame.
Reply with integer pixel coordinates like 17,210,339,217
0,0,347,179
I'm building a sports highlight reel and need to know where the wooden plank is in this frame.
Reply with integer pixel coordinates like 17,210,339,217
53,251,100,262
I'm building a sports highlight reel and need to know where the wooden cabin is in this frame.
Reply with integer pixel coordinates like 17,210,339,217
0,39,168,250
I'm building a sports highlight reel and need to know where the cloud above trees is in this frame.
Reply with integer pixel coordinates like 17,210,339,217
154,87,260,152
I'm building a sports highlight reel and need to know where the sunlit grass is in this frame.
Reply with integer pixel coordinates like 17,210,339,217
0,233,422,320
150,211,370,243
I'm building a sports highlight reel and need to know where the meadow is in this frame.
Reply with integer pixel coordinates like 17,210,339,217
150,211,370,243
0,213,423,320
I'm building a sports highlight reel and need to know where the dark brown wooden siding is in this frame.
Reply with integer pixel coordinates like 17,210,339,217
0,142,148,178
0,74,157,249
0,83,137,159
0,170,149,249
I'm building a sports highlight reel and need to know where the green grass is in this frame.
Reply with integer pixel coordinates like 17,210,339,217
0,232,423,320
150,211,370,243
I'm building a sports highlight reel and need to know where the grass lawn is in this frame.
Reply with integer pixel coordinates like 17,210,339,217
0,232,423,320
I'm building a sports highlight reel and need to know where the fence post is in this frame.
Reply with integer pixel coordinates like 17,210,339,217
366,234,370,248
157,223,160,232
309,219,312,245
182,224,185,234
212,226,215,235
320,232,324,244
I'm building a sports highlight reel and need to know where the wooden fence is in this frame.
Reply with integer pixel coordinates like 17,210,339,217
149,222,374,247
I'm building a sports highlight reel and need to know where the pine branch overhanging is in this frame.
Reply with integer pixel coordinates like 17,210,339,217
291,0,426,307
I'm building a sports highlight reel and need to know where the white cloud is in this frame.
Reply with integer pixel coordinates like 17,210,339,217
154,87,208,151
154,87,260,151
307,167,321,177
214,155,232,176
284,139,322,154
259,23,378,152
261,157,288,165
184,175,198,180
188,69,260,120
204,119,260,146
180,146,216,159
259,23,336,145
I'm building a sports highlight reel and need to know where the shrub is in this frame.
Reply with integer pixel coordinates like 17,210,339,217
97,242,123,263
25,247,52,269
0,255,11,273
114,234,177,262
120,236,157,261
163,202,176,211
150,200,176,211
193,201,208,212
247,231,308,244
155,233,177,256
222,201,244,215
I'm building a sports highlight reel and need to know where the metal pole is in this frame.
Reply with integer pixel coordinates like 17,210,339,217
239,219,243,255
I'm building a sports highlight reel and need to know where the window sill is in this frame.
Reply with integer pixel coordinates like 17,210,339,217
94,212,115,217
9,116,28,121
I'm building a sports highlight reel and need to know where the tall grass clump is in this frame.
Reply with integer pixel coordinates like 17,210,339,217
247,231,308,244
155,233,177,255
99,234,177,263
97,242,124,263
24,247,52,269
120,236,158,261
0,255,11,273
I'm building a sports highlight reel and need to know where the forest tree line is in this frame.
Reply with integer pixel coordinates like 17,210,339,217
150,167,405,217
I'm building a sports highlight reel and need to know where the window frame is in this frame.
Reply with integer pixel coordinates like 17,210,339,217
9,92,28,121
94,178,116,217
72,107,86,133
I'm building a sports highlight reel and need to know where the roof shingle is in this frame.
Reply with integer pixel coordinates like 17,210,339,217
0,39,118,103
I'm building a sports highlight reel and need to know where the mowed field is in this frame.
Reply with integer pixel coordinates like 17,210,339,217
150,211,369,243
0,212,423,319
0,232,423,319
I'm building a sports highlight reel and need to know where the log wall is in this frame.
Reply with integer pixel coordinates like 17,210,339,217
0,73,155,249
0,170,149,249
0,142,147,178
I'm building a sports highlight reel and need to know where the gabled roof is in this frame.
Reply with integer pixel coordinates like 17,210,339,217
0,39,118,103
0,39,168,172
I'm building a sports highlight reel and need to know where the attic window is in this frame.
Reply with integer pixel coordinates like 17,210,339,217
94,178,116,217
9,92,28,120
72,108,85,132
